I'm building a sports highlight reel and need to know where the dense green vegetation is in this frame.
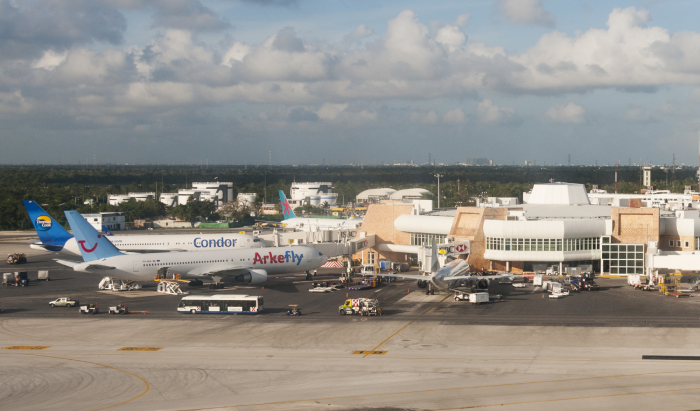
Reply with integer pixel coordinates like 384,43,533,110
0,164,696,230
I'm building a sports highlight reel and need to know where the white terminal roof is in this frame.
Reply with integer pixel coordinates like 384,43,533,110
394,215,453,235
356,188,396,201
390,188,431,200
526,183,590,205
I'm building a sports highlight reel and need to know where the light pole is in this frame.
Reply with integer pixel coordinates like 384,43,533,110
434,174,443,208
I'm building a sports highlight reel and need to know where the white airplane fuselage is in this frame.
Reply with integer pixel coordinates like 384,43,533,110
282,218,363,230
69,246,327,282
61,233,263,256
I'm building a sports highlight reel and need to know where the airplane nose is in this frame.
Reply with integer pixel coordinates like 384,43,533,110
321,253,328,265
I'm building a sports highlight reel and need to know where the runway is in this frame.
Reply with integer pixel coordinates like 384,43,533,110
2,238,700,410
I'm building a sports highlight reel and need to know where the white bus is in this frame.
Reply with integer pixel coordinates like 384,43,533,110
177,295,263,314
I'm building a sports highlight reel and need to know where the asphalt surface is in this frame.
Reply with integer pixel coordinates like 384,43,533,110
5,238,700,410
2,239,700,327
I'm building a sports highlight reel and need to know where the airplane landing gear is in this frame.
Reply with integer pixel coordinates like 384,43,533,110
425,282,435,296
305,271,312,280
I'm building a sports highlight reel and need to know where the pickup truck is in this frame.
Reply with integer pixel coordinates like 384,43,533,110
49,297,79,307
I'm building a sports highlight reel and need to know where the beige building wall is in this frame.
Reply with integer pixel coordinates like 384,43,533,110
660,235,695,252
448,207,508,271
353,203,414,266
611,207,659,250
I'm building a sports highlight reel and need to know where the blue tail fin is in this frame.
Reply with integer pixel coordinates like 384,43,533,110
101,225,114,236
64,211,122,261
23,200,73,246
279,190,296,219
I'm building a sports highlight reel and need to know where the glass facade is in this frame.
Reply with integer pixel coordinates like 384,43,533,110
601,237,644,274
410,233,447,246
485,237,600,252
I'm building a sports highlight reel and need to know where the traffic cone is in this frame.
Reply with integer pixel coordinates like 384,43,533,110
542,294,544,299
262,286,264,289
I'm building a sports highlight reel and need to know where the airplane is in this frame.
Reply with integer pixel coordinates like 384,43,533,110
278,190,363,230
56,210,328,285
24,200,265,255
374,243,511,295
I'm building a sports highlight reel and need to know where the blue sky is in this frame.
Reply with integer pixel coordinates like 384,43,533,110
2,0,700,166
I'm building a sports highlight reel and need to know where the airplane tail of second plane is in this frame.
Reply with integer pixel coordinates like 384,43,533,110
64,210,122,262
278,190,297,220
23,200,73,248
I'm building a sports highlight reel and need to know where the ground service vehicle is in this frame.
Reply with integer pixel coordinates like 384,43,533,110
359,300,382,316
109,303,128,314
287,305,302,316
79,303,99,314
177,295,263,314
7,253,27,264
339,298,379,315
50,297,79,307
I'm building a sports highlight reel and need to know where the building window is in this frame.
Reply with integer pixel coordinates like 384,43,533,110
677,240,682,248
685,241,690,248
669,240,674,247
411,233,446,246
367,252,375,265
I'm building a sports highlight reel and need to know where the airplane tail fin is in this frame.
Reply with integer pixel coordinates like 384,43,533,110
101,225,114,236
64,211,122,262
278,190,296,220
23,200,73,246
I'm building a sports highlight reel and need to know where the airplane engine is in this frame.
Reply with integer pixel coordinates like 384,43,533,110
235,269,268,284
417,280,428,289
477,279,489,289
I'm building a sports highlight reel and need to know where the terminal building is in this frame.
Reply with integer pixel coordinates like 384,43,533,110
158,182,234,208
80,212,125,231
352,182,700,277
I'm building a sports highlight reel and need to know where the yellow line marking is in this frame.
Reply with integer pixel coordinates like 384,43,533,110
3,346,50,350
175,368,700,411
10,352,150,410
352,350,386,355
363,294,450,357
118,347,162,351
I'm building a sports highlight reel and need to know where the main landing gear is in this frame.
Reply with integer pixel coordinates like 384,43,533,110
425,282,435,296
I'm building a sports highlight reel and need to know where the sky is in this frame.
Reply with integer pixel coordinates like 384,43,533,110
2,0,700,166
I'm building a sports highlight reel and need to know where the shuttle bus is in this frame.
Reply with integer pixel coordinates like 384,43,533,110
177,295,263,314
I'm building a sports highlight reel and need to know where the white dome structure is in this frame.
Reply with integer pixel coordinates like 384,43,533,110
390,188,431,201
524,183,590,205
356,188,396,202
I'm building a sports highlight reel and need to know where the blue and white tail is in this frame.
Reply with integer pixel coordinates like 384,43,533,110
279,190,297,220
101,225,114,236
23,200,73,248
64,211,122,262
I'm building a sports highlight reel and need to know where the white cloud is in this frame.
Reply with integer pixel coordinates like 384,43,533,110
496,0,556,28
410,110,439,124
344,24,374,43
221,42,251,66
443,108,466,124
32,50,68,70
435,25,466,52
477,99,515,124
544,102,585,123
455,13,471,28
317,103,348,120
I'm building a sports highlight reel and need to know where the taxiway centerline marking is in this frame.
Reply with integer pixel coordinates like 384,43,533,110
363,294,450,358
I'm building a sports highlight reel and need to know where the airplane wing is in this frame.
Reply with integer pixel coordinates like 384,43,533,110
54,259,81,267
374,272,430,281
84,264,117,271
447,274,513,281
186,263,254,277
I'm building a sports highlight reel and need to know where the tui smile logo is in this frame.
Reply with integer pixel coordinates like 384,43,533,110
78,235,101,253
281,197,292,215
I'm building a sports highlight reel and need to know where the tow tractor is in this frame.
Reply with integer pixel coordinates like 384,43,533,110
108,303,129,315
286,305,302,316
339,298,380,315
79,303,99,314
7,253,27,264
